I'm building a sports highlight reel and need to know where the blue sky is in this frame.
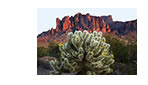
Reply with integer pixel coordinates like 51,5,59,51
37,8,137,34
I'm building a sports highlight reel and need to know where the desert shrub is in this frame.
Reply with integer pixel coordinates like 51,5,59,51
37,41,61,59
127,43,137,63
37,47,49,58
104,34,137,63
48,40,61,59
104,33,137,74
37,47,49,66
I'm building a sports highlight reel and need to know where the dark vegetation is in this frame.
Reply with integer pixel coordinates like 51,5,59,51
37,34,137,75
37,40,60,59
104,33,137,75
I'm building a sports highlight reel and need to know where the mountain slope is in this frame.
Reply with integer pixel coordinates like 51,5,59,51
37,13,137,47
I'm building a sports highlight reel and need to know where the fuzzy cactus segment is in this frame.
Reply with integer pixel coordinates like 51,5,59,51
50,30,115,75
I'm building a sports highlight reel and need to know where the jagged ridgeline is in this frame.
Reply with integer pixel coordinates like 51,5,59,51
50,30,115,75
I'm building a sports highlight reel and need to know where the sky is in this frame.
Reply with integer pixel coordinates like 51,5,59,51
37,8,137,34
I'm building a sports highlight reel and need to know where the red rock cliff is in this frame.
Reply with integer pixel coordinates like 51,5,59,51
37,13,137,47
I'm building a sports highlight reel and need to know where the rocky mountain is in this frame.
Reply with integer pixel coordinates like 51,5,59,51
37,13,137,47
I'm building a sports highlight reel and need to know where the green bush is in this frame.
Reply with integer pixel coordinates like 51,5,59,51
37,47,48,58
37,40,61,58
104,34,137,63
104,33,137,74
48,40,61,59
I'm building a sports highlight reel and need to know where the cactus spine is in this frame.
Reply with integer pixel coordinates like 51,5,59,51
50,30,115,75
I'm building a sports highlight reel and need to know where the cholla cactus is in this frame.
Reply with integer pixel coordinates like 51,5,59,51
50,30,115,75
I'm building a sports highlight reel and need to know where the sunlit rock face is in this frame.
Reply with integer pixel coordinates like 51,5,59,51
37,13,137,47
